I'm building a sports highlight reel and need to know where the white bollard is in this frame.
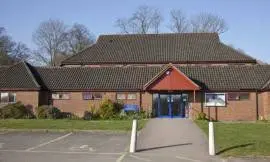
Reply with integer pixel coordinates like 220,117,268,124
129,119,137,153
209,121,215,156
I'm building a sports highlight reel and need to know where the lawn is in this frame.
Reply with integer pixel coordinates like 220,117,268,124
195,120,270,157
0,119,148,131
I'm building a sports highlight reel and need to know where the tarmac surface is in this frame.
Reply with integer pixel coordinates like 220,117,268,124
0,119,268,162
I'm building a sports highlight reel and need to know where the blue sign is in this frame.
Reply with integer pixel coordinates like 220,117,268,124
123,104,139,112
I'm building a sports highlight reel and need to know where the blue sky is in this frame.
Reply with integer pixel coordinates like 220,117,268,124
1,0,270,63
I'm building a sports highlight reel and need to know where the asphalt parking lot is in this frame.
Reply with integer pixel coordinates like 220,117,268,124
0,131,219,162
0,130,264,162
0,131,130,162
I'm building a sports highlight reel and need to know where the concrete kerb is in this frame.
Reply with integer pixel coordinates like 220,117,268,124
0,128,134,134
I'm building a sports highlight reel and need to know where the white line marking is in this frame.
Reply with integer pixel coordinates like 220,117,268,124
0,149,123,155
176,156,201,162
25,132,72,151
80,145,88,149
89,147,95,152
116,152,127,162
130,155,151,162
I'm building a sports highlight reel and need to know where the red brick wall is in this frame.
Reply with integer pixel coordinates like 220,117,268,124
259,92,270,120
141,92,152,112
0,91,39,112
52,92,141,117
190,92,258,121
9,90,268,121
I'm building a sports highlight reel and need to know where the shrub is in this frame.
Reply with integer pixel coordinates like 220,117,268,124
113,101,124,114
83,111,91,120
36,105,62,119
196,112,207,120
0,102,34,119
99,99,115,119
113,110,150,120
85,104,100,120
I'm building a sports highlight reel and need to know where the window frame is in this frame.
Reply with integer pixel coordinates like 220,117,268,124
127,93,137,100
82,92,103,100
116,93,138,100
205,93,226,107
52,92,70,100
116,93,126,100
0,92,16,103
228,92,250,101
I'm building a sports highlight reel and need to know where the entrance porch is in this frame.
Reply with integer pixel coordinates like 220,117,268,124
143,64,200,118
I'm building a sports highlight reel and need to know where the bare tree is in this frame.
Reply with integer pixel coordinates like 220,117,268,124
169,9,189,33
32,19,68,66
116,5,163,34
191,13,228,34
67,23,95,54
0,27,31,65
10,42,31,62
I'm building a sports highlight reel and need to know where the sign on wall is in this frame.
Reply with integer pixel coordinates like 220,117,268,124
205,93,226,107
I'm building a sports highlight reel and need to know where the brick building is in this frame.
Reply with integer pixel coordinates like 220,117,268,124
1,33,270,120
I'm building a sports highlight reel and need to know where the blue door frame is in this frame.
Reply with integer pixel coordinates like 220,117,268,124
157,94,186,118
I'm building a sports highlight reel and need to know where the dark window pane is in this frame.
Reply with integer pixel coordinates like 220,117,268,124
8,93,16,102
228,92,239,100
239,93,249,100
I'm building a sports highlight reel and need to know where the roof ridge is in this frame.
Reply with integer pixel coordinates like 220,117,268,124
21,61,40,88
98,32,218,37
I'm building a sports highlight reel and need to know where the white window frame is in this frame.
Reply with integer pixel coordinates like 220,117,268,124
205,93,226,107
82,92,103,100
127,93,137,100
52,92,70,100
117,93,126,100
0,92,16,103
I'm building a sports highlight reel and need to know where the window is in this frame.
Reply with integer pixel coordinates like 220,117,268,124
0,92,16,103
205,93,226,107
82,92,103,100
127,93,137,100
228,92,250,101
228,92,239,100
117,93,137,100
117,93,126,100
52,92,70,100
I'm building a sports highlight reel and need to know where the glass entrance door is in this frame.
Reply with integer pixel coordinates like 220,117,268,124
171,94,181,117
159,94,170,116
155,93,188,118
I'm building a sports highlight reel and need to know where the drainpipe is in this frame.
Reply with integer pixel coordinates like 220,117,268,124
200,91,204,113
139,91,142,111
256,91,259,120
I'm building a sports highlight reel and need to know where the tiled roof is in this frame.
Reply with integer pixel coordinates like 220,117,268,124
61,33,256,65
35,65,270,91
35,66,159,91
0,62,40,90
0,66,9,71
1,62,270,91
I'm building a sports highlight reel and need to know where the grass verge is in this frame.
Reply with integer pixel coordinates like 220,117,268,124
0,119,148,131
195,120,270,157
